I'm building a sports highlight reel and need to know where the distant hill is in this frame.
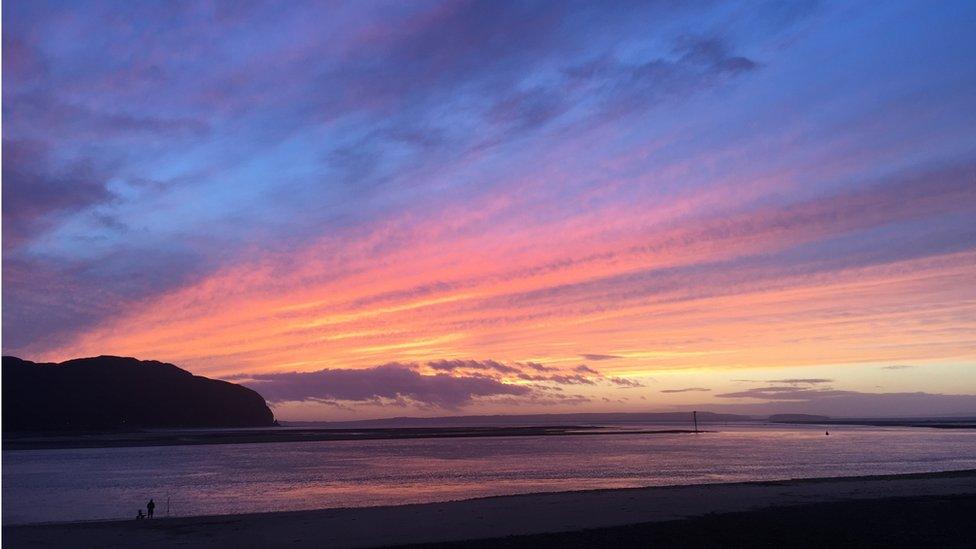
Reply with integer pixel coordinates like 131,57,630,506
768,414,831,423
288,411,755,429
768,414,976,429
3,356,276,431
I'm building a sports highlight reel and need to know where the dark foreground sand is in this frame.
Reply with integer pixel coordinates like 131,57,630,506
414,494,976,548
5,470,976,548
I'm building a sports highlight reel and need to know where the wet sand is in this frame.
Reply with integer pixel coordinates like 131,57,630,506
416,493,976,548
5,470,975,548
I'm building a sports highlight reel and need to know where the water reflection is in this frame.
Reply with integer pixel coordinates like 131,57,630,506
4,424,975,524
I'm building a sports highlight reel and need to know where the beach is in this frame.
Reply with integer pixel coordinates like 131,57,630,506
6,470,975,548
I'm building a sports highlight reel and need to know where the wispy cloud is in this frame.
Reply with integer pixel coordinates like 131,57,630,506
426,359,520,375
2,139,116,248
5,1,976,419
767,378,834,384
609,377,645,388
716,386,856,400
661,387,711,393
581,354,621,361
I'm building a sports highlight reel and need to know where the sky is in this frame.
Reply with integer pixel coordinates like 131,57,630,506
3,0,976,420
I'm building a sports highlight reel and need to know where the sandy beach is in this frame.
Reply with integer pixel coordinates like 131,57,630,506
5,470,975,548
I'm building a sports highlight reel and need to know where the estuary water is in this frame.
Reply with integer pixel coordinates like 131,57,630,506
4,423,975,524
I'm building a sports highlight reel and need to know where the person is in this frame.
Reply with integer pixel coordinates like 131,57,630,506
136,509,145,520
147,498,155,518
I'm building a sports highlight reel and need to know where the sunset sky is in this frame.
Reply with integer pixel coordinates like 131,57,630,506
4,0,975,420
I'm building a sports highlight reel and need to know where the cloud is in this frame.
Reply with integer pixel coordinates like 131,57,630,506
232,358,642,411
236,363,530,409
561,36,760,120
1,4,776,359
661,387,712,393
704,387,976,417
609,377,645,388
420,358,647,390
716,386,856,400
882,365,916,370
8,0,974,415
426,359,604,386
523,361,558,372
2,242,213,355
714,384,976,417
9,91,207,142
2,139,115,248
426,359,520,374
581,354,621,361
517,372,597,385
673,36,758,74
767,378,834,384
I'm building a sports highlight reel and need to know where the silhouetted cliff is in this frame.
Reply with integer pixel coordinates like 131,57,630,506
2,355,276,431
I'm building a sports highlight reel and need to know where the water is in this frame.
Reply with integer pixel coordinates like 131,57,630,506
4,424,975,524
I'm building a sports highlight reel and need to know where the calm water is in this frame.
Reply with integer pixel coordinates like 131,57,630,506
4,424,976,524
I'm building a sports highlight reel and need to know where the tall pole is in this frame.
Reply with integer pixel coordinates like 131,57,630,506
693,410,698,433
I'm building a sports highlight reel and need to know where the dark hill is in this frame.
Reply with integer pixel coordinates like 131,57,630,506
2,355,276,431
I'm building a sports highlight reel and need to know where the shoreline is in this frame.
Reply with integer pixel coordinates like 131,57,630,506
2,425,706,451
8,419,974,452
7,418,973,451
6,469,976,547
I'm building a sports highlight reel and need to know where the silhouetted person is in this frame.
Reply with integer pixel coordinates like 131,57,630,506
147,499,155,518
825,430,830,436
136,509,145,520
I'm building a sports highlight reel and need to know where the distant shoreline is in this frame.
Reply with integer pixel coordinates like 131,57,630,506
770,419,976,429
2,425,708,451
6,470,975,548
5,415,974,450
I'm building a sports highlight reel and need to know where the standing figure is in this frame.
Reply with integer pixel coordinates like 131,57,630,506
147,498,155,518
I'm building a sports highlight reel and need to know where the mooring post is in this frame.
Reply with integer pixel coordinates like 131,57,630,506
693,410,698,433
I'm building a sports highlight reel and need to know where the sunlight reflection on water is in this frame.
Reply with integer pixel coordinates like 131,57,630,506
4,423,975,524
